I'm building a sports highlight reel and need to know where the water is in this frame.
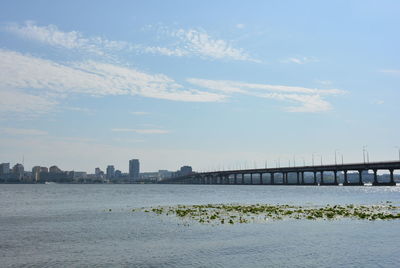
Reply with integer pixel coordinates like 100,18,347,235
1,184,399,267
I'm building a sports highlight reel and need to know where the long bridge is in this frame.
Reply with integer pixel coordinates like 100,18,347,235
159,161,400,186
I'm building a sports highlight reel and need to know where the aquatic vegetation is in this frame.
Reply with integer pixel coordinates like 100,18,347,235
132,203,400,225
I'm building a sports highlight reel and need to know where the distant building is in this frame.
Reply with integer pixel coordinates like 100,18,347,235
40,167,49,173
106,165,115,179
32,166,41,182
115,170,122,178
95,167,102,176
180,166,192,176
0,163,10,175
129,159,140,181
49,165,62,173
73,172,87,179
158,170,173,179
12,163,24,180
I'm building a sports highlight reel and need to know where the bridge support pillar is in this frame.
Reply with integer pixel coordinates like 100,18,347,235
301,172,304,184
234,174,237,184
334,171,338,185
242,174,245,184
358,170,364,185
343,170,348,185
296,172,300,185
389,169,395,184
250,173,253,185
271,173,275,185
373,169,378,185
260,173,263,185
313,172,317,184
320,171,324,185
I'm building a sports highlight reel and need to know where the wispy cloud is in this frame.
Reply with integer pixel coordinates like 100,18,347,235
111,128,170,134
4,21,127,56
0,49,226,115
0,87,57,116
131,111,150,116
282,56,318,64
373,100,385,105
314,79,333,86
380,69,400,75
171,28,259,62
0,127,48,136
187,78,345,113
5,21,258,62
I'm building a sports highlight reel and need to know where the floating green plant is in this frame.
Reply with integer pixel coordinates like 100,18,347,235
132,203,400,225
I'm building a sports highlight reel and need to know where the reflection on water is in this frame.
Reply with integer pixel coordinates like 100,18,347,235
1,184,399,267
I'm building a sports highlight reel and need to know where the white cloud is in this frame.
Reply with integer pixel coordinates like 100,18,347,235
0,49,226,116
283,56,318,64
187,78,345,95
187,78,345,113
0,127,48,136
373,100,385,105
111,128,170,134
380,69,400,75
4,21,127,56
0,87,57,116
5,22,258,62
315,79,333,86
173,28,259,62
236,24,245,29
142,46,188,57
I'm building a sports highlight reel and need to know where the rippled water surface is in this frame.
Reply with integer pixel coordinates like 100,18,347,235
1,184,399,267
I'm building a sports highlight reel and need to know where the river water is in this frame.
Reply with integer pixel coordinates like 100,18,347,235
1,184,399,267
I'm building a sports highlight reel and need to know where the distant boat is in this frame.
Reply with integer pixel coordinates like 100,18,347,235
45,181,57,185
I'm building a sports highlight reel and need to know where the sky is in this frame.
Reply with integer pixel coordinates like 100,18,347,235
0,0,399,173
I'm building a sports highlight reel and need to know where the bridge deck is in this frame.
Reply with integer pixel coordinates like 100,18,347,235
160,161,400,185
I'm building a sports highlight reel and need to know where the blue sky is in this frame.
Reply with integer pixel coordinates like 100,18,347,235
0,0,399,173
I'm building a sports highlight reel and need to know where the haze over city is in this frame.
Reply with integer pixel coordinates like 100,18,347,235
1,1,400,173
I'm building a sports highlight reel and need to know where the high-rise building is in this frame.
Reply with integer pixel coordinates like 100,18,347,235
0,163,10,175
180,166,193,176
129,159,140,181
32,166,41,182
40,167,49,173
49,165,62,173
12,163,24,180
106,165,115,179
115,170,122,178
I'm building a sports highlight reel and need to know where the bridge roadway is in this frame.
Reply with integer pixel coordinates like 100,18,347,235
159,161,400,186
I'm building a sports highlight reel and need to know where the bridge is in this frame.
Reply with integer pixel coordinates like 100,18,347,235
159,161,400,186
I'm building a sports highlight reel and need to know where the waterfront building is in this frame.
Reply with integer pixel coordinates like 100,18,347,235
129,159,140,181
180,166,193,176
115,170,122,178
49,165,62,173
32,166,41,182
0,163,10,175
106,165,115,179
158,170,173,179
40,167,49,173
12,163,24,181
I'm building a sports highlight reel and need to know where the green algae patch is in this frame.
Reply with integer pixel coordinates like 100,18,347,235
133,203,400,225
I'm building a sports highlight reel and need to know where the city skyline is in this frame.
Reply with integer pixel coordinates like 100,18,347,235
1,1,400,172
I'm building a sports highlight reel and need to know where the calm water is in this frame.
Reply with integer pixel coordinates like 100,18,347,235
1,184,399,267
